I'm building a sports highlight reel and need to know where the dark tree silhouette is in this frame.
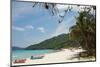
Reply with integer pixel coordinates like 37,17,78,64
32,3,73,23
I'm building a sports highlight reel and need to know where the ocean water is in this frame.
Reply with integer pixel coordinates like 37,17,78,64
12,49,57,61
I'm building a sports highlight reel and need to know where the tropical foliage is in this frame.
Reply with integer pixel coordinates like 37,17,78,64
25,34,80,50
69,6,96,57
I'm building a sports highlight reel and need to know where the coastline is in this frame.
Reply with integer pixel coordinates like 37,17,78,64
12,49,95,66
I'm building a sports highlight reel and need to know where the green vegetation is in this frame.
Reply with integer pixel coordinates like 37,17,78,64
25,34,80,50
69,6,96,57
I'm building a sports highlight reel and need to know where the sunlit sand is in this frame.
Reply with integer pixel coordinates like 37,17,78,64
12,49,95,66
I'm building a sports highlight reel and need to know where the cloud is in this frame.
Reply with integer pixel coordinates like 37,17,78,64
13,25,34,31
12,26,25,31
56,4,69,10
13,25,46,33
37,27,45,33
25,25,34,30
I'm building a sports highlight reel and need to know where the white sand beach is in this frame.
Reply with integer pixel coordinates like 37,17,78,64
12,49,95,66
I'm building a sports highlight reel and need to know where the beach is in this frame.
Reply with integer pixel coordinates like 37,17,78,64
12,49,95,66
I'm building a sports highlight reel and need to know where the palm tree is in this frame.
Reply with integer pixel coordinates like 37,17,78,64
69,6,96,57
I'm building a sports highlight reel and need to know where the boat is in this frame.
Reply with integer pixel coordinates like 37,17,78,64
30,54,44,59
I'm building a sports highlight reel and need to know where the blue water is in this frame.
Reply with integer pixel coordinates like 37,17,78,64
12,49,57,60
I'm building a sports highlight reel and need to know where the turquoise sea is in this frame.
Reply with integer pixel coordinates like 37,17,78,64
12,50,57,61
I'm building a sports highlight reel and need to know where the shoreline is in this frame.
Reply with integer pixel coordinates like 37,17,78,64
12,49,95,66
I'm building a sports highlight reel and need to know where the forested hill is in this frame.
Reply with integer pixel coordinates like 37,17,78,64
25,34,80,50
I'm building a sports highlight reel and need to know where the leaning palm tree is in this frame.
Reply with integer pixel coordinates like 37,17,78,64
69,6,96,57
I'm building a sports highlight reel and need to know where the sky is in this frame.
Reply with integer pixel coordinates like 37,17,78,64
12,0,81,48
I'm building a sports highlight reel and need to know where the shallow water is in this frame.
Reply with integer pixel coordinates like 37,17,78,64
12,49,57,61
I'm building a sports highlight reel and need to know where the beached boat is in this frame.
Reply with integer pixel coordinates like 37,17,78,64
14,59,26,63
30,54,44,59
